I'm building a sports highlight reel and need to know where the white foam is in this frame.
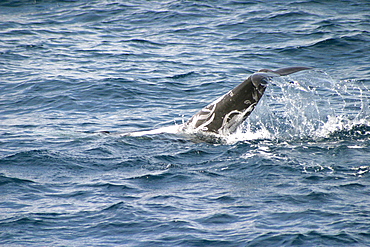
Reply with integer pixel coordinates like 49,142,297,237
124,124,183,137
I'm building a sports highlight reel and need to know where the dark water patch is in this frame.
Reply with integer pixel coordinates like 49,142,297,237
128,172,191,189
327,124,370,141
152,153,179,164
123,38,165,47
87,220,144,237
0,49,29,61
112,157,151,172
67,11,107,24
198,213,238,225
0,174,52,199
147,194,186,203
304,191,339,203
0,149,107,181
79,182,142,197
247,230,360,247
46,190,92,199
302,174,345,183
167,71,197,79
83,146,114,157
265,209,342,225
265,187,341,206
314,19,347,32
3,149,68,166
0,173,35,186
338,182,367,190
100,201,127,212
309,35,369,52
1,29,36,36
267,10,319,25
173,239,239,247
197,169,224,179
275,33,369,67
172,145,228,165
0,216,49,230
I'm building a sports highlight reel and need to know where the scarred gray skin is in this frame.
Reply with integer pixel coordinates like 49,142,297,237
184,67,312,135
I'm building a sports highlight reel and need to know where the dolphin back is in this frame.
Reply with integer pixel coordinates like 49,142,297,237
184,66,312,135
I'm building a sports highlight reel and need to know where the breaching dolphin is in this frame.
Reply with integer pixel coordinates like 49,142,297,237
183,67,312,135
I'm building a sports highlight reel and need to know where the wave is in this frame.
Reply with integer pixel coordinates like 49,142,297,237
0,173,35,186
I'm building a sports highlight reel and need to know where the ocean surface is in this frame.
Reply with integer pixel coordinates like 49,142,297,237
1,0,370,246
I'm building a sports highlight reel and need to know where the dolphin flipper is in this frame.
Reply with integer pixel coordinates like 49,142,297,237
184,66,312,135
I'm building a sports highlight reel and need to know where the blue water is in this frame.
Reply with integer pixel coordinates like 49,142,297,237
1,0,370,246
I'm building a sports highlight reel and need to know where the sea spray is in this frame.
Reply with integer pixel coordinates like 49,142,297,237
242,70,370,142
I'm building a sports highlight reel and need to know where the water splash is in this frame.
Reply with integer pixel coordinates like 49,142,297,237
124,70,369,144
240,69,370,142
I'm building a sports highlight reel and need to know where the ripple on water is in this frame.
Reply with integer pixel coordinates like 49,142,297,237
1,0,370,246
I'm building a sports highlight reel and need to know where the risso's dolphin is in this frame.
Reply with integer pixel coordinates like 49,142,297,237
183,67,312,135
